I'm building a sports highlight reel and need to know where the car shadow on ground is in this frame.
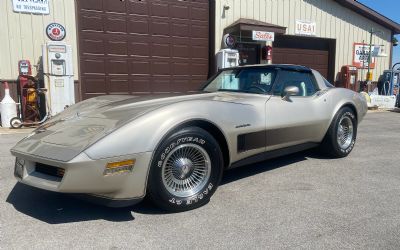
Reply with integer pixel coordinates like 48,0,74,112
6,183,136,224
6,149,326,222
221,149,328,185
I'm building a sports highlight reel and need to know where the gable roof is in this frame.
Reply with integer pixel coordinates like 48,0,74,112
334,0,400,34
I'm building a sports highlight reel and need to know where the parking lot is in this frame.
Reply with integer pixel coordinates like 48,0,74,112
1,111,400,249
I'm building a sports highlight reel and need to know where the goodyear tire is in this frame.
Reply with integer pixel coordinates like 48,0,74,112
147,126,223,212
321,107,357,158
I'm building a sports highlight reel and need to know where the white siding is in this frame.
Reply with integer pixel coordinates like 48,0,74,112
215,0,392,81
0,0,78,80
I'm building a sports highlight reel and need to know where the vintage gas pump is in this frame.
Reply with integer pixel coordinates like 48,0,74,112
262,45,273,62
42,41,75,115
216,49,240,71
340,65,358,91
380,69,399,96
17,60,41,122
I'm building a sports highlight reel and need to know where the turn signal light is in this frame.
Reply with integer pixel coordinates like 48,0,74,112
104,159,135,176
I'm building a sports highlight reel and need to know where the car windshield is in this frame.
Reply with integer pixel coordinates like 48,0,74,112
202,68,277,94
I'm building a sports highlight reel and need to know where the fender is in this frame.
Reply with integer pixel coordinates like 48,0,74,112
84,99,263,162
325,88,367,128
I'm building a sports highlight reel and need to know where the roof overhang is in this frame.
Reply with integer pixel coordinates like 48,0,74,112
224,18,287,35
334,0,400,34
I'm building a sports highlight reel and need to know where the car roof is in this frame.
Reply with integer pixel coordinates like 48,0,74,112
222,64,312,72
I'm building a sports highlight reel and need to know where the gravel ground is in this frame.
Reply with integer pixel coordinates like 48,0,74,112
1,111,400,249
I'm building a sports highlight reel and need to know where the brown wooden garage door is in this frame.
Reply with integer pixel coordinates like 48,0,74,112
273,48,329,78
272,35,335,82
76,0,209,99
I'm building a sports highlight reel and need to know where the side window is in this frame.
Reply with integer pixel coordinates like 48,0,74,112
273,70,318,97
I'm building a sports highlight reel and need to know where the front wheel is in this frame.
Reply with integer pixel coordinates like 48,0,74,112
320,107,357,158
147,126,223,212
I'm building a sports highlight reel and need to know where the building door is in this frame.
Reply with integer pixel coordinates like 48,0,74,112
76,0,209,100
266,69,331,150
273,35,335,83
236,43,260,66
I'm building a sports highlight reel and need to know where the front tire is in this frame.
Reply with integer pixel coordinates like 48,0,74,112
147,126,223,212
320,107,357,158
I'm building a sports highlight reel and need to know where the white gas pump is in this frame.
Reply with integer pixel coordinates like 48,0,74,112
216,49,239,71
42,41,75,115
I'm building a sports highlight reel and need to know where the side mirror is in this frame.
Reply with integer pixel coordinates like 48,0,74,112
282,86,299,101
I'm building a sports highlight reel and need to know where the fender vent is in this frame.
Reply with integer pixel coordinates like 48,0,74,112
35,163,65,178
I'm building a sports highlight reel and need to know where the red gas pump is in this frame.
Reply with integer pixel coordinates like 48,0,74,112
340,65,359,91
262,45,273,61
17,60,40,122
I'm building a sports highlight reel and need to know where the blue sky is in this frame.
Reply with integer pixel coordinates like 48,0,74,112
358,0,400,65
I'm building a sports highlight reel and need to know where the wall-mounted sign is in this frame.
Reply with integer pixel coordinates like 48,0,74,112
223,34,236,48
46,23,66,41
252,31,275,42
12,0,50,15
353,43,376,69
295,20,316,36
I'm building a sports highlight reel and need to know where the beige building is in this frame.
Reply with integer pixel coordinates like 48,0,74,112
0,0,78,80
1,0,399,101
214,0,400,84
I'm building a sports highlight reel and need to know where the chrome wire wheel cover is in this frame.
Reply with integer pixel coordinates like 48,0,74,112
161,144,211,197
337,116,354,150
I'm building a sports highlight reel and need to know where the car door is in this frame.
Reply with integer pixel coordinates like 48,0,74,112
265,69,331,151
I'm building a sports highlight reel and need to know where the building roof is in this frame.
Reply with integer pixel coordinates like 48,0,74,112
335,0,400,34
224,18,287,35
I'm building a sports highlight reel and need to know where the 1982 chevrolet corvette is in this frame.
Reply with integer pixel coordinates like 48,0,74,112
11,64,368,212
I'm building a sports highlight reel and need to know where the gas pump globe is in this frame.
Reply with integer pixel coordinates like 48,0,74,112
42,41,75,115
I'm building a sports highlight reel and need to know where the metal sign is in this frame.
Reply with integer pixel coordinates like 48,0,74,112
295,20,316,36
46,23,66,41
252,31,275,42
223,34,236,48
12,0,50,15
353,43,376,69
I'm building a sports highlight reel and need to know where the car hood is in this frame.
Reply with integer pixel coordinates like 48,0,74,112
11,92,263,162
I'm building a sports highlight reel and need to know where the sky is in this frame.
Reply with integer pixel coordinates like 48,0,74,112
357,0,400,65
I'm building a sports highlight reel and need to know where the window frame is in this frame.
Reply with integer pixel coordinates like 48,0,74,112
201,67,279,95
271,69,321,98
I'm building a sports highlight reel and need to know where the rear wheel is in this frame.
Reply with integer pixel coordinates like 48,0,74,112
320,107,357,158
147,126,223,212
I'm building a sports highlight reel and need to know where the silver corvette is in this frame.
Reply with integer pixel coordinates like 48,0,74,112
11,64,368,212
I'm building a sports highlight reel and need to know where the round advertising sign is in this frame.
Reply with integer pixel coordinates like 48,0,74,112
46,23,66,41
223,34,236,48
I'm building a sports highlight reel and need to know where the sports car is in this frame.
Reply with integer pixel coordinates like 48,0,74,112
10,64,368,212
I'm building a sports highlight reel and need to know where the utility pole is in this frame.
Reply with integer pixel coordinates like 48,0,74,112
367,28,383,84
367,28,374,84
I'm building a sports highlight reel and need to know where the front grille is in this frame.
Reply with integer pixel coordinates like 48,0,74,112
35,163,65,178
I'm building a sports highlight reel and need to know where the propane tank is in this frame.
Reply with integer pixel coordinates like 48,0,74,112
0,82,18,128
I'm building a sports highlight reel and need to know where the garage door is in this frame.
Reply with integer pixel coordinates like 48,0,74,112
273,35,335,82
76,0,209,99
273,48,329,78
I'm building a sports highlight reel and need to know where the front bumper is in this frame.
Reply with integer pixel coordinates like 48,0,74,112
11,150,153,205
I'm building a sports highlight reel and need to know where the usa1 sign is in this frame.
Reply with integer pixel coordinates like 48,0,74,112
252,31,275,42
295,20,316,36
